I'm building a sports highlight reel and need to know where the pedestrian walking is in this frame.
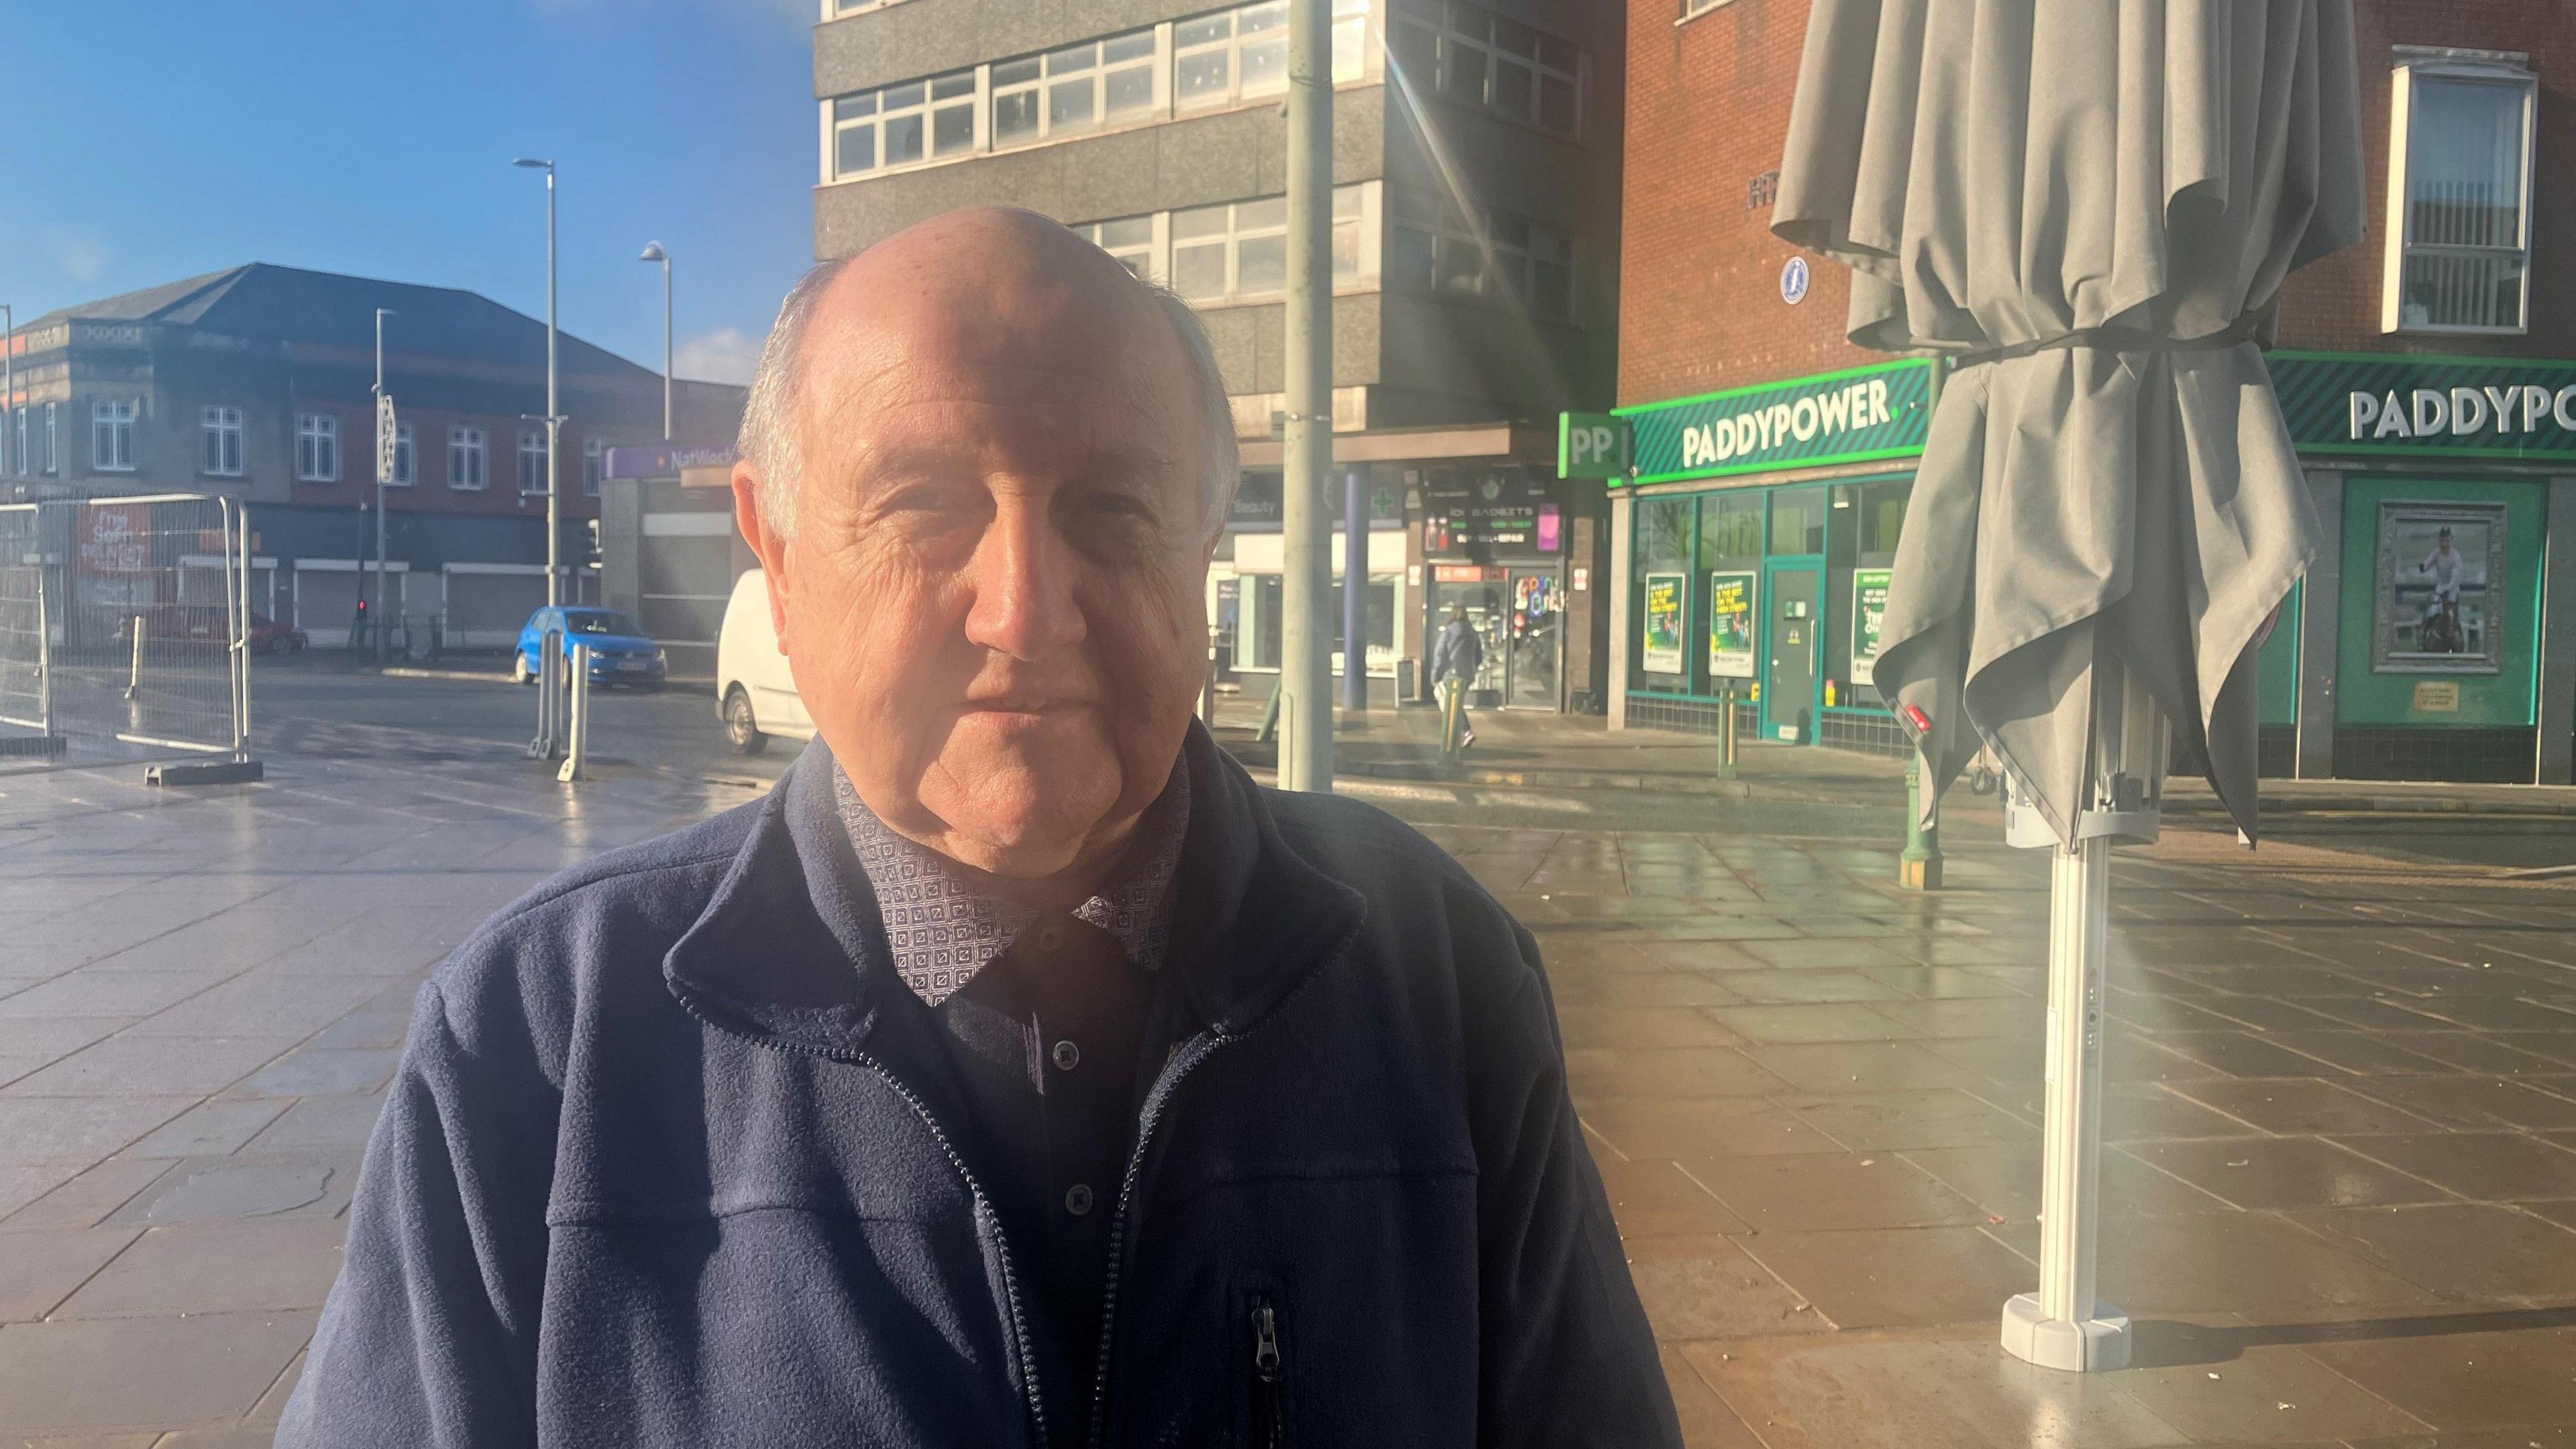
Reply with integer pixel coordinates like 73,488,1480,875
1431,602,1483,752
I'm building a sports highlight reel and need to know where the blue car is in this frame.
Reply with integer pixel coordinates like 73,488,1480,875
513,606,667,690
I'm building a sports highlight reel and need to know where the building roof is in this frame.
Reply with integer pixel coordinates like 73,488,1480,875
19,263,655,380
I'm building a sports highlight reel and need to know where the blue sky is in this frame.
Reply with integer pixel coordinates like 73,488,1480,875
0,0,819,384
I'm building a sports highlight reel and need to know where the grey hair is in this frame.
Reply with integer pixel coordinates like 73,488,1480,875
737,255,1240,539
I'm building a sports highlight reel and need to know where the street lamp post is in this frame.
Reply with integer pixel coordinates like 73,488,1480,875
3,303,15,480
372,307,395,660
640,242,672,442
515,158,561,608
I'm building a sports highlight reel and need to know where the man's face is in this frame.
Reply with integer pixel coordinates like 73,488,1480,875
738,214,1214,882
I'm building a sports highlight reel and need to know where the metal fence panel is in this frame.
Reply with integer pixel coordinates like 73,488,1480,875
0,496,253,765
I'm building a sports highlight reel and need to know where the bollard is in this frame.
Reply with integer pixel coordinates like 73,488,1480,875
1899,748,1944,890
1199,625,1220,723
557,643,591,782
1719,682,1740,774
125,614,147,701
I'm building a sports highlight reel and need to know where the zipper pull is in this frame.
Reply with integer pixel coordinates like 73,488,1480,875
1252,1300,1281,1383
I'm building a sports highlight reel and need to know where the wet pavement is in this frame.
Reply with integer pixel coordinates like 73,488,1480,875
2,674,2573,1445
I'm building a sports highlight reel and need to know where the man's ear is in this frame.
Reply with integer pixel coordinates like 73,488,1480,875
733,463,794,650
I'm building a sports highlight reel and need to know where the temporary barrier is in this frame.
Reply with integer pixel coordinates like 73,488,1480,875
0,496,260,777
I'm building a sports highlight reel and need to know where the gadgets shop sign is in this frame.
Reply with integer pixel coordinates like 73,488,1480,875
2269,352,2576,462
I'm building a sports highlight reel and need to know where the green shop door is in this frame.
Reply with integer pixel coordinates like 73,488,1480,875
1764,565,1821,742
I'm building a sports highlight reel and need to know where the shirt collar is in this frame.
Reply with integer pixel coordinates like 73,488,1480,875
833,753,1192,1007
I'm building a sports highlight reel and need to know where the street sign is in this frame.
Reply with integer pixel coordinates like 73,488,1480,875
1556,413,1628,478
376,394,398,484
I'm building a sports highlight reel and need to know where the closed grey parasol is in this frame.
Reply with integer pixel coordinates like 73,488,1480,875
1771,0,2367,1373
1774,0,2366,847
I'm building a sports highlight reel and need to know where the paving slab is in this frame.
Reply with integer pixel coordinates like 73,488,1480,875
0,1311,314,1436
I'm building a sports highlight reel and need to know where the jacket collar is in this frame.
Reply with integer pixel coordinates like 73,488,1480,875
664,722,1365,1057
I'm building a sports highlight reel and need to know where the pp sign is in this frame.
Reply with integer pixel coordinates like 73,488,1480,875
1558,413,1629,480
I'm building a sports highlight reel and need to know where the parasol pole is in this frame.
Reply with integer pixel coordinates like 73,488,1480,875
2000,656,2162,1372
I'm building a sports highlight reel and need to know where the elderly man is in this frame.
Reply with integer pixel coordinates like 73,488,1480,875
282,208,1676,1448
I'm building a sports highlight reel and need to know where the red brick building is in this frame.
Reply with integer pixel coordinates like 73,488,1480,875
1608,0,2576,785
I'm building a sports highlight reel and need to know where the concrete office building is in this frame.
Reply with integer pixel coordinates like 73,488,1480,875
1608,0,2576,785
0,264,743,650
810,0,1625,711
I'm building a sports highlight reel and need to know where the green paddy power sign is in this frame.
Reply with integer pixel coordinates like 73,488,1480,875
2268,352,2576,462
1615,359,1933,486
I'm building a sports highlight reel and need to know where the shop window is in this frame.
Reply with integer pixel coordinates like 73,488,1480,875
2383,52,2534,334
1329,577,1399,670
1241,572,1284,669
1697,494,1762,566
1633,496,1691,686
1769,488,1825,555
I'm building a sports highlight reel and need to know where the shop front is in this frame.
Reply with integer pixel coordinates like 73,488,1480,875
1608,359,1935,752
1603,352,2576,786
1416,468,1589,711
2269,353,2576,785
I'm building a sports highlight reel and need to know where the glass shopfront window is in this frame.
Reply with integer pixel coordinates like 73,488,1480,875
1631,496,1692,691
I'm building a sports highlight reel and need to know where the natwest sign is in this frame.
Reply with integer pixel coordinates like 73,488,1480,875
2268,352,2576,461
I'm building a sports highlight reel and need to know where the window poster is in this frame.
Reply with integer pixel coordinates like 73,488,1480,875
1707,570,1757,678
1849,568,1893,673
1642,572,1685,675
2372,500,2506,676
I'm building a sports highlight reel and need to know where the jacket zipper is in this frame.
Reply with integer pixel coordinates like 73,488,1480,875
673,998,1053,1449
1250,1295,1285,1449
1085,963,1337,1449
1085,1031,1228,1449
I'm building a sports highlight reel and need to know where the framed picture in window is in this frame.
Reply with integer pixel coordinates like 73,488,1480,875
1641,571,1685,675
1707,570,1756,679
2371,500,2506,675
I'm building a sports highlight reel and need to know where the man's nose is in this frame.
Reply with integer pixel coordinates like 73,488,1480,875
961,494,1087,660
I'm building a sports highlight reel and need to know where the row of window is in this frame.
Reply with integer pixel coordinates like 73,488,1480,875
1388,0,1582,136
0,399,600,494
1065,182,1575,323
827,0,1582,183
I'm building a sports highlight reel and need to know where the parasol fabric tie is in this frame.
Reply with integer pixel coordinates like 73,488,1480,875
1951,312,2271,370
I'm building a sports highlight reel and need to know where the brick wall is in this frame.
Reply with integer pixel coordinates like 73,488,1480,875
2276,0,2576,357
1618,0,1878,408
1619,0,2576,411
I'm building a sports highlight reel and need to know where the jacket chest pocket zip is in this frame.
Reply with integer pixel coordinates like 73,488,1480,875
1250,1295,1287,1449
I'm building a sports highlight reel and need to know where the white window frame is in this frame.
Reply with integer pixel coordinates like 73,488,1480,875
830,68,978,180
2380,50,2536,336
1391,0,1584,138
448,425,488,491
994,27,1163,150
42,401,56,474
91,398,136,473
1077,213,1169,284
390,421,416,487
295,411,339,482
202,405,246,478
1389,188,1571,319
1175,1,1292,113
11,407,25,476
517,428,551,496
582,437,603,497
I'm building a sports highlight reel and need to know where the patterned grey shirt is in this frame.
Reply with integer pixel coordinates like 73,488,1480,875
832,757,1191,1006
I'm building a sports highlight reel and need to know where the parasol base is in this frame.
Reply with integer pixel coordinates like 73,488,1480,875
2000,1293,2131,1372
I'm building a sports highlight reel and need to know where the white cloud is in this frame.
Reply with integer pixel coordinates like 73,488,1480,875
674,327,764,385
51,231,109,284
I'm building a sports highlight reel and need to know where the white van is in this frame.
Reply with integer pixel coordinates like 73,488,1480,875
715,568,814,755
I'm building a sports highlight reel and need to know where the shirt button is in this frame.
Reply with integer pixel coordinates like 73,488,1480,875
1052,1039,1081,1071
1065,1183,1094,1216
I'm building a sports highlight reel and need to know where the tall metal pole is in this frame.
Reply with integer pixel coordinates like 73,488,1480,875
659,250,672,442
544,168,561,609
1277,0,1334,792
3,303,15,480
1342,470,1367,709
373,307,392,661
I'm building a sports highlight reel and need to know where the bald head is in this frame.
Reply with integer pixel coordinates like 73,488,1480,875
739,207,1237,541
